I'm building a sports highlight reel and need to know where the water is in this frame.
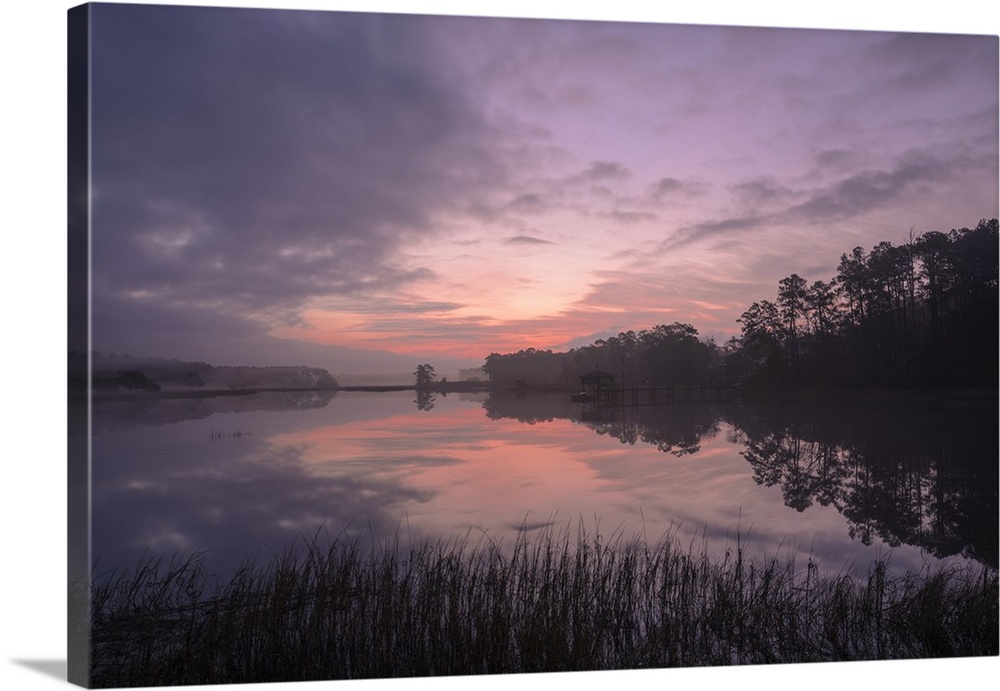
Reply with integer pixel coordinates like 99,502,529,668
79,389,997,584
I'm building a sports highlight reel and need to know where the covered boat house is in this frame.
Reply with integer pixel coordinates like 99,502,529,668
572,369,619,405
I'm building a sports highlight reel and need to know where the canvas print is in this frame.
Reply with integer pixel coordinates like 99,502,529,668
67,2,999,688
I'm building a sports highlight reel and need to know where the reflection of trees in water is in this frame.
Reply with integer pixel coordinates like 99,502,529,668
483,392,723,455
414,389,436,411
90,389,338,432
728,402,998,567
738,429,849,513
579,404,723,457
481,391,580,423
485,392,997,567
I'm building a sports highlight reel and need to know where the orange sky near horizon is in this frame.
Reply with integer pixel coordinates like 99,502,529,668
270,214,753,360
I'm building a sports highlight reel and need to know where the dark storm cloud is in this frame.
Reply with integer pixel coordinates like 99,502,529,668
89,5,501,351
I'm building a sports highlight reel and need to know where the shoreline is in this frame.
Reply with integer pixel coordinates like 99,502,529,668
74,382,997,406
79,381,495,402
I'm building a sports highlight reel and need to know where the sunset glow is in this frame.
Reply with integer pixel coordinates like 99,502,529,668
82,3,998,374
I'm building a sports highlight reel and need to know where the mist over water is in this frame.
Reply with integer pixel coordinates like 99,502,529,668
79,389,997,584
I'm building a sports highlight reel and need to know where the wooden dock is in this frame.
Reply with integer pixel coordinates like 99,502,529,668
573,384,738,407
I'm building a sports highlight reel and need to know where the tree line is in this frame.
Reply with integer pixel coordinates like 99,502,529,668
733,218,997,389
482,323,722,389
480,219,998,392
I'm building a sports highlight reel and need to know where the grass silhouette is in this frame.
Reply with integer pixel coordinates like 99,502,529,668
85,524,998,687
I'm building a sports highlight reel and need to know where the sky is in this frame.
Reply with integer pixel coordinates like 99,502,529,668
1,3,998,691
78,2,998,376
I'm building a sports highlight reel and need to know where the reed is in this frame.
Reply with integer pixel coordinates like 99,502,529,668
87,526,998,687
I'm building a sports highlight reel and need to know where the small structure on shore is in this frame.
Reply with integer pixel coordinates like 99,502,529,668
572,369,619,405
571,369,739,408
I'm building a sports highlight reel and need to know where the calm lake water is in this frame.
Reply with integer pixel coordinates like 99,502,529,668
80,389,997,584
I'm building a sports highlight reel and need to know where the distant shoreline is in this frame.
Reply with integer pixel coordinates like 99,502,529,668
75,382,996,406
82,387,319,402
80,381,495,402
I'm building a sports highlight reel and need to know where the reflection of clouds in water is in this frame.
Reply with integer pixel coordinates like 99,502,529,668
503,519,561,533
92,427,441,581
90,391,995,587
89,391,467,579
324,455,467,474
142,527,191,553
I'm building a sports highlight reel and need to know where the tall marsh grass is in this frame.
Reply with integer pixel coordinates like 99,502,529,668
87,527,998,687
